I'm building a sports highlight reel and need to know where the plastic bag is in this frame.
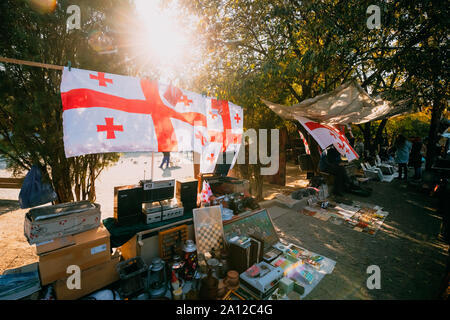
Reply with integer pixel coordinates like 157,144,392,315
19,165,58,209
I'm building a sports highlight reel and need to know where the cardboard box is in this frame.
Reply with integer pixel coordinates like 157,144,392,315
39,225,111,285
24,201,101,245
35,235,76,256
53,253,120,300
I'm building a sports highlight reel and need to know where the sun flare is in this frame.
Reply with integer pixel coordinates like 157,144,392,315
134,0,195,77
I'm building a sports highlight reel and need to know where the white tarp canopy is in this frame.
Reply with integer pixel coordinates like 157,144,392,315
262,81,410,125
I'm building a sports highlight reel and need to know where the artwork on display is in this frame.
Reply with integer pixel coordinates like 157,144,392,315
223,209,279,253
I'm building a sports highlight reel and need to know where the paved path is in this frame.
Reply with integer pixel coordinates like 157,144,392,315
264,179,448,299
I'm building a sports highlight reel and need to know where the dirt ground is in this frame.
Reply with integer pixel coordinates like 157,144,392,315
0,162,448,299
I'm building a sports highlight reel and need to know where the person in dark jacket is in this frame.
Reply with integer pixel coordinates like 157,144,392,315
409,137,424,179
319,146,352,196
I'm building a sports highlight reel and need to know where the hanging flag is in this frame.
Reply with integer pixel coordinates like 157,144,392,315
295,116,359,161
197,180,213,204
197,98,244,173
298,130,310,155
60,67,244,173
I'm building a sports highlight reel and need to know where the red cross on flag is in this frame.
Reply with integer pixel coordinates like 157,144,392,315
295,116,359,161
60,67,244,166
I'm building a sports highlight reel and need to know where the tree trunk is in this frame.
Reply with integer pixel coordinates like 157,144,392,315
88,160,96,202
51,168,74,203
361,123,372,158
374,119,388,155
426,98,444,170
253,165,264,201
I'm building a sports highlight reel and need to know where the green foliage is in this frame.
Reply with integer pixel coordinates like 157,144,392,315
179,0,448,187
385,112,431,143
0,0,135,202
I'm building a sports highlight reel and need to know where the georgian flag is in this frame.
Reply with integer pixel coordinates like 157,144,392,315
295,116,359,161
60,67,244,172
298,130,310,155
197,180,213,204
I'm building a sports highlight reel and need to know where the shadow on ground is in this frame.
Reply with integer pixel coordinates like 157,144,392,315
0,199,20,216
265,177,449,300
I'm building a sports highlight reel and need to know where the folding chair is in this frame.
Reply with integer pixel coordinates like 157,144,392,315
361,163,383,181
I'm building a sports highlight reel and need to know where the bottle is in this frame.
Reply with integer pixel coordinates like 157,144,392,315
182,240,198,281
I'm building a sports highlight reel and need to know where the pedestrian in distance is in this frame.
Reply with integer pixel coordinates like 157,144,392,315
159,152,170,169
394,134,412,180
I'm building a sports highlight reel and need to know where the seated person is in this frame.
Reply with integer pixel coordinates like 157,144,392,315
319,146,354,196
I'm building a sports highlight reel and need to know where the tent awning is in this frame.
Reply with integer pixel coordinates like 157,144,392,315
262,81,410,125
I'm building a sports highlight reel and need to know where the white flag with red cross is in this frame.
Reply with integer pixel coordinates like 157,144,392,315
295,116,359,161
60,68,244,171
197,180,213,204
298,130,310,155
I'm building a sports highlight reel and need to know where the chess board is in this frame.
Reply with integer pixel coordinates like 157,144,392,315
193,206,225,255
196,222,225,254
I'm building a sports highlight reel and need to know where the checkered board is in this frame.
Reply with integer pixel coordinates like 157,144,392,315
195,223,225,254
193,206,225,255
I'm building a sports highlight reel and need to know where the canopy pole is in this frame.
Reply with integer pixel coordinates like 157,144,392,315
151,152,154,181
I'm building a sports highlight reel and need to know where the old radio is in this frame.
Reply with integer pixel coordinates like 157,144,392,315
114,180,175,226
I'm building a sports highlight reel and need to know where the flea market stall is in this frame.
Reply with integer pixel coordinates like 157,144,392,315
0,66,337,301
2,74,406,301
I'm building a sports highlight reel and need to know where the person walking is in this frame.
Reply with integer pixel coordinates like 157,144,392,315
394,134,412,180
159,152,170,169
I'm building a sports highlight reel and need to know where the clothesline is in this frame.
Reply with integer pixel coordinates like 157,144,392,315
0,56,65,70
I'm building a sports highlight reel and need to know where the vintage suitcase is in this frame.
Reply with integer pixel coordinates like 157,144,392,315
228,236,265,273
24,200,101,245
